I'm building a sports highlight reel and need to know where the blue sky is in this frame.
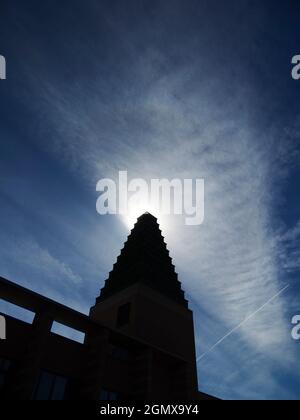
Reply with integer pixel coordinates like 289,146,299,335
0,0,300,400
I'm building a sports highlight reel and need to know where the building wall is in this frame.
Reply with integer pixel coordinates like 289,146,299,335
90,283,197,362
0,277,201,400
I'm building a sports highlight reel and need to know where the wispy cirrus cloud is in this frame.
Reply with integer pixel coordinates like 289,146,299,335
0,236,82,289
1,0,299,399
13,65,300,397
277,221,300,274
20,47,299,362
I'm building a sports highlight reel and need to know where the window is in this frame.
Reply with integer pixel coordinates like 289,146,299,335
0,300,35,324
33,371,68,400
116,302,131,328
100,389,118,401
0,358,11,389
111,346,130,362
51,322,85,344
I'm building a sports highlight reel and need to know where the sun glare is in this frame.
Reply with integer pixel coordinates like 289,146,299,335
122,201,161,230
120,200,175,237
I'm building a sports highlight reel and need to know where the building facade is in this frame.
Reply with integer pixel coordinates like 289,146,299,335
0,213,215,400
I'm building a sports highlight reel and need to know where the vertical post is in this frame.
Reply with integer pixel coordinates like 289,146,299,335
79,328,110,400
6,312,53,400
131,347,154,400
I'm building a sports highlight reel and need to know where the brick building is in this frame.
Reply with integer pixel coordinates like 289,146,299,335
0,213,215,400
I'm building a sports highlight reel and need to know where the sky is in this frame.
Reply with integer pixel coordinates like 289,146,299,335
0,0,300,400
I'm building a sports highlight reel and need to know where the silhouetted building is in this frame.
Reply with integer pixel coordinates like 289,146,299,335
0,213,216,400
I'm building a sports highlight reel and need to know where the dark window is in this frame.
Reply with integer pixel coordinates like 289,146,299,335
116,302,131,328
33,371,68,400
111,346,130,361
100,389,118,401
0,358,11,389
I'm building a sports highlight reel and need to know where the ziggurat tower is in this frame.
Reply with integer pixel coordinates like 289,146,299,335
90,213,199,399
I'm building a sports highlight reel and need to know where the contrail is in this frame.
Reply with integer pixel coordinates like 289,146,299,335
197,284,290,362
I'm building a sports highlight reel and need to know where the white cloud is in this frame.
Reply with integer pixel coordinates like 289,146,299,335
280,221,300,243
0,236,82,289
29,61,294,359
9,13,300,398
